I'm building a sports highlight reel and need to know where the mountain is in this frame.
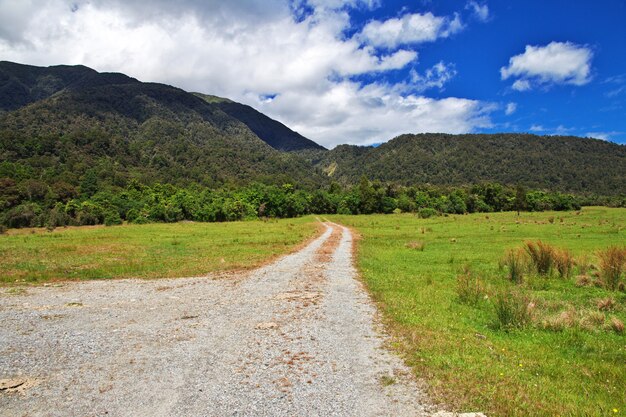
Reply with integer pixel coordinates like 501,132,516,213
0,61,326,189
316,133,626,195
194,93,324,152
1,61,624,200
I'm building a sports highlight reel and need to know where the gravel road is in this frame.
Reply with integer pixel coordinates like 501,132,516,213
1,222,478,417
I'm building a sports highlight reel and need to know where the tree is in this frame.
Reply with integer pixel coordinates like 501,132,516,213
514,185,527,215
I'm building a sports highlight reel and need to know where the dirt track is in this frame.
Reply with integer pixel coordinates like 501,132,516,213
0,222,476,416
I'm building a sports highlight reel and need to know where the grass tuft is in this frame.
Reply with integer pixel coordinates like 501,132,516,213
554,248,574,279
501,248,527,284
456,265,485,306
597,246,626,290
524,240,555,275
609,317,624,333
405,241,425,251
492,288,533,330
596,297,615,311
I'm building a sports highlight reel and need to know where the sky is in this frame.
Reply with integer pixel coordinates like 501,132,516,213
0,0,625,148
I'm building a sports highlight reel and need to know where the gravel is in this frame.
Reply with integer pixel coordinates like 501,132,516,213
0,222,477,416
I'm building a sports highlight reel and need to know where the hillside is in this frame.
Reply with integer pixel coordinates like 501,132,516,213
1,61,625,201
316,133,626,195
0,61,326,190
194,93,325,152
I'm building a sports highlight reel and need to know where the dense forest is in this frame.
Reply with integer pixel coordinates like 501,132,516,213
1,61,625,229
314,133,626,196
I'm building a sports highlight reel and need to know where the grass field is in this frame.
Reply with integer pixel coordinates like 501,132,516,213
0,217,319,284
330,207,625,417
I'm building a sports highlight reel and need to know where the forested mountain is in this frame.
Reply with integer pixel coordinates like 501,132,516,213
316,133,626,196
194,93,324,152
0,61,326,191
1,60,625,221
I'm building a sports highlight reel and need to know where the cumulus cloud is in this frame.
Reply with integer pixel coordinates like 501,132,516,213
0,0,493,147
409,61,457,92
505,102,517,115
359,11,464,48
465,1,489,22
262,81,494,147
501,41,593,91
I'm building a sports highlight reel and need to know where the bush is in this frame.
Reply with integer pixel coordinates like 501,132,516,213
104,209,123,226
2,202,42,228
502,248,527,284
46,203,70,228
492,288,532,330
418,207,438,219
524,240,555,275
456,266,485,306
597,246,626,290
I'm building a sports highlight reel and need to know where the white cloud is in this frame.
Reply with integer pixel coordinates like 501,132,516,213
505,102,517,115
465,1,489,22
261,80,495,147
501,41,593,90
529,124,545,132
0,0,493,147
359,11,464,48
586,131,621,141
409,61,456,92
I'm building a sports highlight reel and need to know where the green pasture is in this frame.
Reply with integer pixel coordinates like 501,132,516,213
331,207,625,417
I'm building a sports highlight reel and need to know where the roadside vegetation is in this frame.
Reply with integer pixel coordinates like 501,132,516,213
331,207,625,417
0,216,319,284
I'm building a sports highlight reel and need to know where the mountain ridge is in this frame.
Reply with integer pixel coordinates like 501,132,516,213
1,61,625,197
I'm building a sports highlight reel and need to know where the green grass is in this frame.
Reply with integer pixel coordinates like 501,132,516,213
330,207,626,417
0,217,319,284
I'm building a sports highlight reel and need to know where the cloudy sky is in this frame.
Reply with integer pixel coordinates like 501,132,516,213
1,0,625,147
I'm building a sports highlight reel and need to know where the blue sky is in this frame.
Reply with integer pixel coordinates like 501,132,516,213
0,0,625,146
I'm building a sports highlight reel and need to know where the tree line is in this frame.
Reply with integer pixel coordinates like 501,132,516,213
2,174,623,230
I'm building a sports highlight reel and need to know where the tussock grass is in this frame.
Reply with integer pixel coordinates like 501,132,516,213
492,289,532,330
553,248,574,278
501,248,527,284
524,240,555,275
456,265,484,306
405,241,425,251
597,246,626,290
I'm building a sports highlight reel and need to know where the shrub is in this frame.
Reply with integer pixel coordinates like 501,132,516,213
2,202,42,228
492,288,532,330
597,246,626,290
104,209,123,226
501,248,527,284
418,208,438,219
456,266,484,306
553,248,574,279
524,240,555,275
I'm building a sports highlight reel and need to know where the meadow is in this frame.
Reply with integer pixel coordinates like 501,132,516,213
331,207,625,417
0,216,319,284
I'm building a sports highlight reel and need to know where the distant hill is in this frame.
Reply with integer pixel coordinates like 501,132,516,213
315,133,626,195
0,61,325,189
